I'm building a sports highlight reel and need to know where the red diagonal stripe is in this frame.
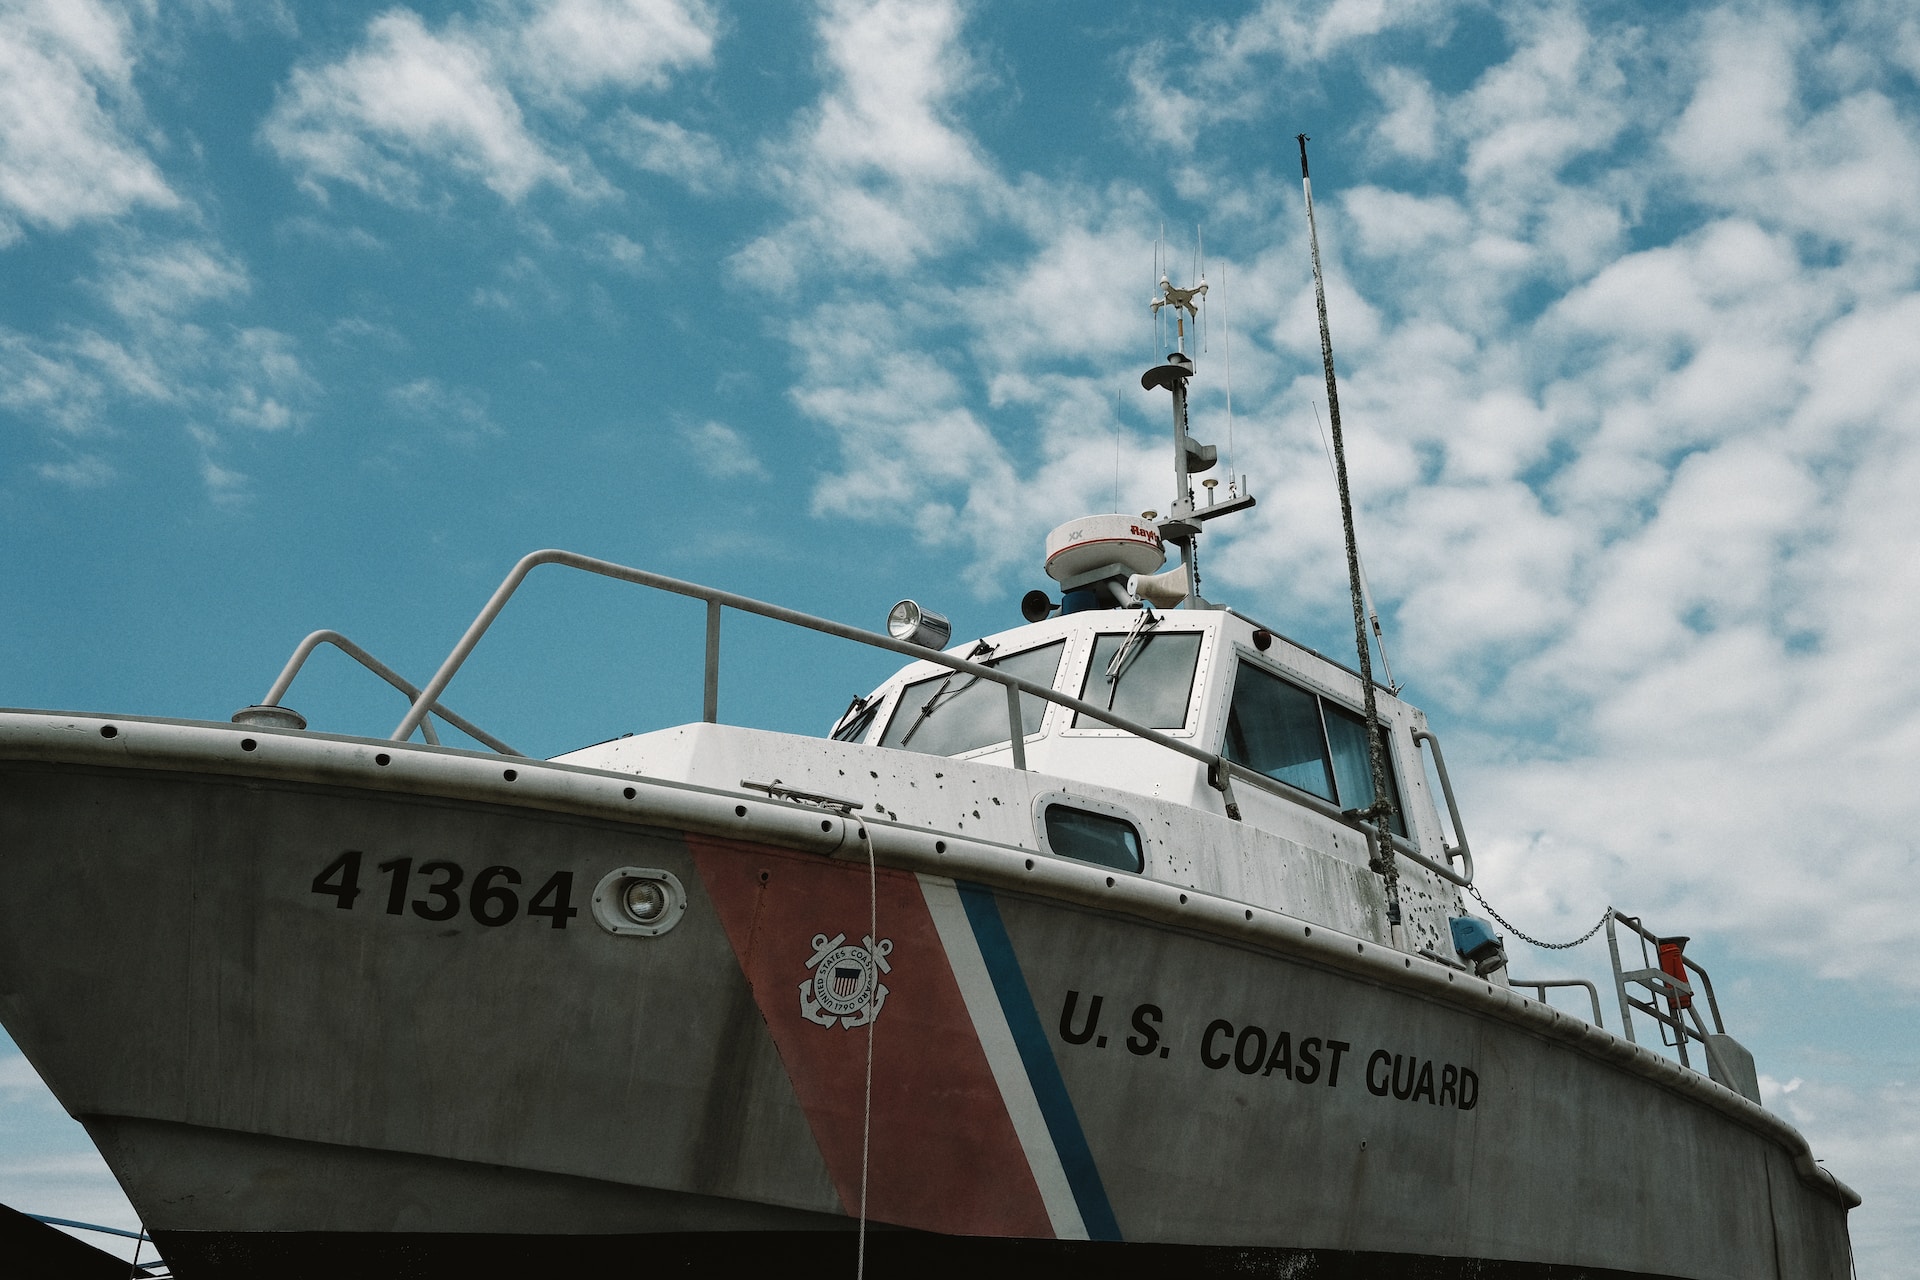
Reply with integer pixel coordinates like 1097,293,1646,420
689,835,1052,1237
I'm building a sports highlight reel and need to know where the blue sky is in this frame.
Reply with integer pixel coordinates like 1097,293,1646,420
3,0,1919,1268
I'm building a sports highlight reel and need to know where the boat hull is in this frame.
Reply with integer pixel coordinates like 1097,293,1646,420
0,729,1853,1278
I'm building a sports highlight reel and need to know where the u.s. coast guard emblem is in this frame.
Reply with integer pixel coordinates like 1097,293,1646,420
799,931,892,1028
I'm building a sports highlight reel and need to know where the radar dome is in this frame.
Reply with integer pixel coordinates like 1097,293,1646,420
1044,514,1166,585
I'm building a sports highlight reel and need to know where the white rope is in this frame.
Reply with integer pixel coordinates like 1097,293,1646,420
856,830,877,1279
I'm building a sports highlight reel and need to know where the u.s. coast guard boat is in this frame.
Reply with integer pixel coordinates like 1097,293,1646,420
0,265,1857,1275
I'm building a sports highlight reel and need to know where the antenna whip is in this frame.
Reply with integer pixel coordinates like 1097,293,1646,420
1298,133,1403,929
1223,262,1235,486
1310,398,1396,692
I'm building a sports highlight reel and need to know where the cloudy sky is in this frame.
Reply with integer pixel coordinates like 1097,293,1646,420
3,0,1918,1268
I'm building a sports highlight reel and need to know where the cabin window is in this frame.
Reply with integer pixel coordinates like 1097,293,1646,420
1323,702,1406,834
878,641,1066,758
1072,630,1202,730
1222,664,1335,799
1223,661,1407,835
1042,805,1143,873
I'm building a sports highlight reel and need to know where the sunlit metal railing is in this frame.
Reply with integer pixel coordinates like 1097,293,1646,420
262,548,1471,888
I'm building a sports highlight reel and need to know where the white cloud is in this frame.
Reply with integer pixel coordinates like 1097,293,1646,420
732,0,998,286
262,10,564,203
513,0,716,98
592,230,646,271
93,238,249,320
0,0,176,237
1121,0,1461,150
388,376,498,445
601,110,728,189
1370,65,1440,160
1667,5,1920,281
688,419,768,480
3,238,313,492
261,0,718,205
0,329,108,434
33,454,115,487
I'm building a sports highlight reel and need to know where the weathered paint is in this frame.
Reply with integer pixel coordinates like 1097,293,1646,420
0,726,1855,1278
688,834,1055,1238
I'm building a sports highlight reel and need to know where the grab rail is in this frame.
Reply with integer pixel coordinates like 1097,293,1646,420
374,549,1465,884
1507,977,1604,1027
1411,728,1474,882
253,630,523,756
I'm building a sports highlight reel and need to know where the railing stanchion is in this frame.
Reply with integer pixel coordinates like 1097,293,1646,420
1006,682,1027,770
1508,977,1605,1028
704,601,722,724
1606,912,1636,1044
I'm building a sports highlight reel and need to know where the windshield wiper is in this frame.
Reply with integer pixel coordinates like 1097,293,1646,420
899,671,982,747
898,640,999,748
1103,609,1160,709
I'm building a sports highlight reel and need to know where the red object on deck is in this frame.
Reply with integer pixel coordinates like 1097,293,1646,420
1657,937,1693,1011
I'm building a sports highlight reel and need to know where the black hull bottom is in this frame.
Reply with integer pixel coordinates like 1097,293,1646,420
155,1229,1685,1279
0,1203,145,1280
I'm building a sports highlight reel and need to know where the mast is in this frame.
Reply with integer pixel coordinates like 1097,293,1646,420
1297,133,1402,929
1141,274,1253,605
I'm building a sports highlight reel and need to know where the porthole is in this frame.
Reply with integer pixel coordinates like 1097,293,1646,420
1043,807,1142,872
1031,792,1146,874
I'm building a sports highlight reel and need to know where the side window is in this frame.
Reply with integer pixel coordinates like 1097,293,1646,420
878,641,1066,758
1223,660,1408,834
1042,805,1143,873
1323,703,1408,836
1073,630,1202,730
1222,663,1336,800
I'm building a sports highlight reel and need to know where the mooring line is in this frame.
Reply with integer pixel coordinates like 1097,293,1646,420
857,828,877,1279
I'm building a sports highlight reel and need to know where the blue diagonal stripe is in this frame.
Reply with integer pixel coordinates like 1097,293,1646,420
956,881,1122,1241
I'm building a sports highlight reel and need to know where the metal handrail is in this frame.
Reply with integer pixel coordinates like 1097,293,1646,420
386,549,1468,885
258,630,523,756
1507,977,1604,1028
1411,728,1474,882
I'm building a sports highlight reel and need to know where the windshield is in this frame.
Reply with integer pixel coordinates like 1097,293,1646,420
1073,628,1202,729
878,642,1067,757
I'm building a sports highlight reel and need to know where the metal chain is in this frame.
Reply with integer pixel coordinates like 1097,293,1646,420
1467,884,1612,951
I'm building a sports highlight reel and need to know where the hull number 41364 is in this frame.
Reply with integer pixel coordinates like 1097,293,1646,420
309,850,579,929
